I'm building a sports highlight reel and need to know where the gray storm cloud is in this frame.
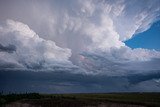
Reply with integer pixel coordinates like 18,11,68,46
0,44,16,53
0,0,160,76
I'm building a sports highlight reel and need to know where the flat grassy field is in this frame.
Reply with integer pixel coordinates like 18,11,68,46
1,92,160,107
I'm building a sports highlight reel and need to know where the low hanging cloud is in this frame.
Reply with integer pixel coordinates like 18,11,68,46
0,70,160,93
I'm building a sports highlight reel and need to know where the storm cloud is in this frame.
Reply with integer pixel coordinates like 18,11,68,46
0,0,160,93
0,70,160,93
0,44,16,53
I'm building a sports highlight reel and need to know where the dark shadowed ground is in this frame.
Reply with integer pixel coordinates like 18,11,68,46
1,93,160,107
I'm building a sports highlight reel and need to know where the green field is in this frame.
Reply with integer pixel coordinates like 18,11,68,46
1,92,160,107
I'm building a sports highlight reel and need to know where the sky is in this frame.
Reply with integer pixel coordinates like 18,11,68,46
0,0,160,93
125,20,160,51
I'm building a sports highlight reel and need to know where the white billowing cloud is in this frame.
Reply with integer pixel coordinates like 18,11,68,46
0,0,160,76
41,0,159,52
82,14,125,50
1,0,160,93
71,0,160,75
0,19,74,70
108,46,160,62
0,0,159,51
79,0,160,49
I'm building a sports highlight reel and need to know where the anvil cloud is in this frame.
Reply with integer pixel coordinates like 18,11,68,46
0,0,160,93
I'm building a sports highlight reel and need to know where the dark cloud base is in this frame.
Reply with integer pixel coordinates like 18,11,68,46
0,44,16,53
0,69,160,94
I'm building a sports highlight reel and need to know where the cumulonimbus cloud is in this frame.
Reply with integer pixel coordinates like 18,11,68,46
0,0,160,76
0,20,75,70
0,0,160,93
